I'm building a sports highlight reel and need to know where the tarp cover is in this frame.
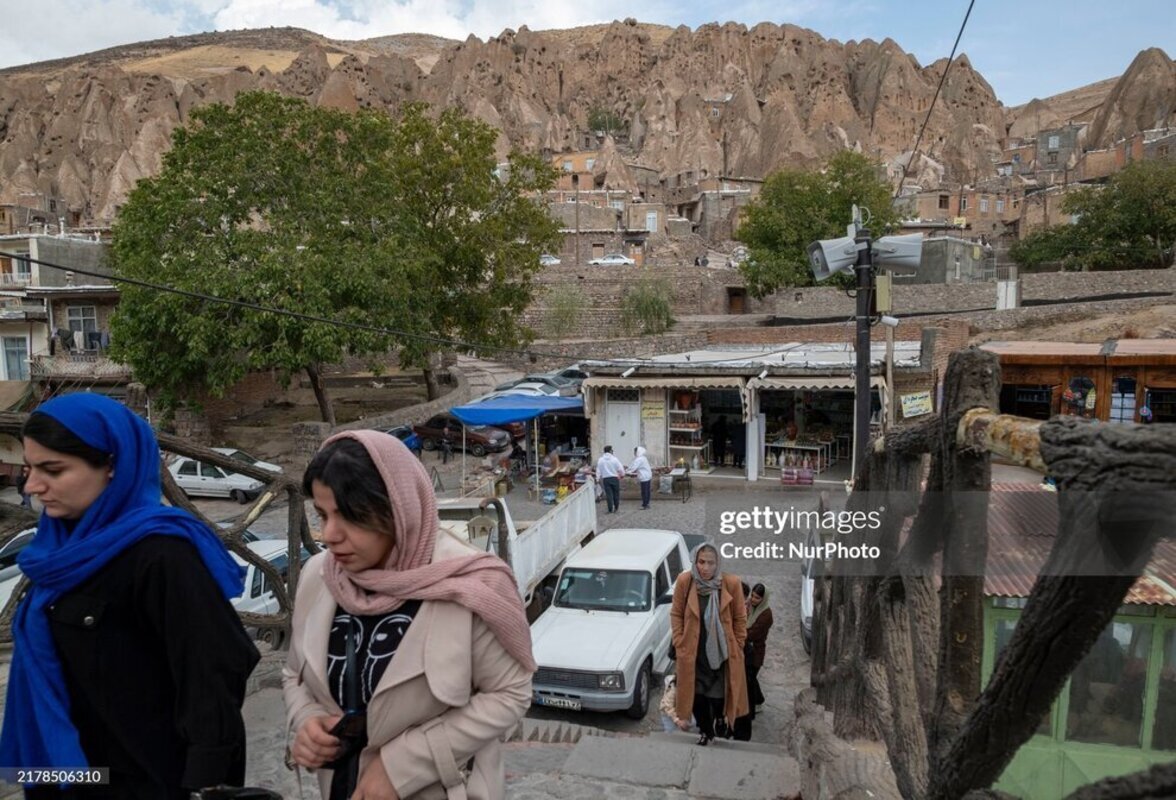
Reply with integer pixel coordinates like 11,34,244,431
450,393,583,426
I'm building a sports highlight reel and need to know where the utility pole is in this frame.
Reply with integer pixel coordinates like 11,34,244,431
573,174,581,266
853,220,874,480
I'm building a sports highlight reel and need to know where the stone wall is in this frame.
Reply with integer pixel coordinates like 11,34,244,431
290,369,469,468
770,267,1176,321
525,264,774,331
498,331,711,373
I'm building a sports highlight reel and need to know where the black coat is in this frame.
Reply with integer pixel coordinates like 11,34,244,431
31,536,259,800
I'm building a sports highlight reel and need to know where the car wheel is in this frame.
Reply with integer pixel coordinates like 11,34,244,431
259,627,287,649
625,660,651,719
422,438,437,451
230,489,248,504
471,444,487,457
800,619,812,655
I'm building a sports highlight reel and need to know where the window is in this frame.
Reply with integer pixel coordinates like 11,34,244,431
586,159,595,170
960,197,969,212
200,463,226,479
980,197,989,214
2,336,28,381
606,388,640,403
1066,621,1149,747
1110,376,1137,423
666,545,683,579
996,199,1005,214
66,305,97,334
610,200,624,211
1154,628,1176,750
178,461,198,477
938,195,949,210
656,562,670,598
711,106,721,118
1048,135,1060,150
992,617,1051,734
645,211,658,232
1048,153,1058,165
562,161,573,172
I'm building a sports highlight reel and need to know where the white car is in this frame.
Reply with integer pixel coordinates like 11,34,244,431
230,539,312,645
530,529,690,719
799,527,819,654
539,254,562,266
0,527,36,610
211,448,282,474
168,456,267,503
588,253,635,266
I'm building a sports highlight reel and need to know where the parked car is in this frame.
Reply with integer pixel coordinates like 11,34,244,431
383,424,422,453
799,527,819,655
588,253,636,266
0,526,35,584
539,254,562,266
211,448,282,473
494,375,571,392
530,528,690,719
168,456,266,503
411,414,512,457
549,365,589,383
230,539,312,646
486,382,562,399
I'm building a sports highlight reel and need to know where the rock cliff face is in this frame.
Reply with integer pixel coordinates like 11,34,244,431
0,23,1168,226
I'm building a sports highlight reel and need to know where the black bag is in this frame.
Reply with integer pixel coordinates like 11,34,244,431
668,642,676,661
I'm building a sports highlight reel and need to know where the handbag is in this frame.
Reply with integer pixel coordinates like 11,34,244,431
668,642,676,661
325,618,367,800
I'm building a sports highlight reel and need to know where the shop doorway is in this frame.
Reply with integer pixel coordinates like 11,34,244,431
727,288,748,314
604,389,641,453
699,389,746,475
1143,388,1176,423
999,384,1055,421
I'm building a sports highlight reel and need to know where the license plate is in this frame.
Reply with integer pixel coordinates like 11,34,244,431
536,695,581,711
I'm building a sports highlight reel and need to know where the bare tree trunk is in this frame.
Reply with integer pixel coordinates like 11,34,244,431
422,351,442,401
927,418,1176,800
305,364,336,427
1063,761,1176,800
929,348,999,769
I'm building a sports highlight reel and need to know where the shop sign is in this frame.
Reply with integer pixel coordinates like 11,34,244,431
901,391,934,418
641,402,665,419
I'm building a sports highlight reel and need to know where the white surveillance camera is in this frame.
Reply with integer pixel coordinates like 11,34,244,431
872,234,923,273
758,369,769,380
620,367,637,378
879,315,900,328
806,236,859,281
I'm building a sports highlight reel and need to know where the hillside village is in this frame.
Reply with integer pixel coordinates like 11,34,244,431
0,18,1174,800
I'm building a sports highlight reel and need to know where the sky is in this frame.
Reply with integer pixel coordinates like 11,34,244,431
0,0,1172,106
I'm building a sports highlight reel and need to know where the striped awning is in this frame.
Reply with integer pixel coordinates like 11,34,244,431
747,375,887,391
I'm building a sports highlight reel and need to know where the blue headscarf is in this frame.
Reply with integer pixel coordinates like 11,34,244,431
0,393,246,770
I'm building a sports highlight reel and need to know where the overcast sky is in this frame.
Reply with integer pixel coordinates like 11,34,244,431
1,0,1171,106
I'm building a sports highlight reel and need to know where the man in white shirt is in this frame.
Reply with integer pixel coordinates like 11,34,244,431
596,445,626,513
627,445,653,510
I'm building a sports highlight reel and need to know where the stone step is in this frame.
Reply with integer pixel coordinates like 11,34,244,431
562,732,801,800
504,718,620,744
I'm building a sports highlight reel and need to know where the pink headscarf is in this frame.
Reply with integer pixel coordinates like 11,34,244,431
315,429,536,673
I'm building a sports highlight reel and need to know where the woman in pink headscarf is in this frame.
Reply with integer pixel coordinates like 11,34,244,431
283,431,535,800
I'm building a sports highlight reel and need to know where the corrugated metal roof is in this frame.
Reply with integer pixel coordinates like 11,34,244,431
584,342,923,372
981,341,1105,358
984,484,1176,606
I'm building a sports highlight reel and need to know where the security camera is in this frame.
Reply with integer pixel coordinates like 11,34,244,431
872,234,923,273
879,315,900,328
620,367,637,378
806,236,859,281
758,369,769,380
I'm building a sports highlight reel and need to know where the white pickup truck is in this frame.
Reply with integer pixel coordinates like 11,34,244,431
436,479,597,614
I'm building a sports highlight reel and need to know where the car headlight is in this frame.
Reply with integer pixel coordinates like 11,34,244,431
598,673,624,690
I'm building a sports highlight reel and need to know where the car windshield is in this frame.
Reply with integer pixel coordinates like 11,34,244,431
554,568,652,612
227,451,258,465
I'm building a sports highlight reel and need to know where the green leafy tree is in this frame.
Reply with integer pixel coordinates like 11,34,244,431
620,279,675,335
1010,161,1176,271
112,92,559,423
587,107,625,137
542,284,583,341
735,150,899,296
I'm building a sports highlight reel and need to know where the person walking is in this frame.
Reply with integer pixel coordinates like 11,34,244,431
627,445,653,510
595,445,625,514
0,393,259,799
670,542,748,746
284,431,534,800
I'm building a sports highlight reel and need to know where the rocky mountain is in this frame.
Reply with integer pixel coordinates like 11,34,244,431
0,22,1170,226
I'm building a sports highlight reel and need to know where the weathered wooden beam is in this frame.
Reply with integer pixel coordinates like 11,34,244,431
958,409,1046,473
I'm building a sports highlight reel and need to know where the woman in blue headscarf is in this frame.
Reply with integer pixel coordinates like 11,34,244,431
0,393,260,799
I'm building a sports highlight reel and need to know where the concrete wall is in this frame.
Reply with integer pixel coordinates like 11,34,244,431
30,237,111,286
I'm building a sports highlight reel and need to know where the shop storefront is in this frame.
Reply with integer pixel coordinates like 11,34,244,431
984,340,1176,424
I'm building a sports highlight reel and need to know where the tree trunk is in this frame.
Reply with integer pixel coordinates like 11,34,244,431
305,363,336,427
927,417,1176,800
1063,761,1176,800
929,348,999,770
422,351,442,401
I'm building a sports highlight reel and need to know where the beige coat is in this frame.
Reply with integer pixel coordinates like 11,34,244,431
669,571,748,725
282,533,533,800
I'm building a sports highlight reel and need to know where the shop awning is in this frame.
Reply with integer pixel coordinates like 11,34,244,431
747,376,887,391
449,393,584,426
581,376,749,420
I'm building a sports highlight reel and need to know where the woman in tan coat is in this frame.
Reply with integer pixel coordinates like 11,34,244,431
283,431,535,800
670,542,748,745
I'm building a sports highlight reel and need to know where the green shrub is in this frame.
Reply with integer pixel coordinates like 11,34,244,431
620,279,675,335
543,285,583,340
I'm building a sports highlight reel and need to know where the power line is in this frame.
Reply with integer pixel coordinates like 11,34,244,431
892,0,977,200
1,250,795,368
